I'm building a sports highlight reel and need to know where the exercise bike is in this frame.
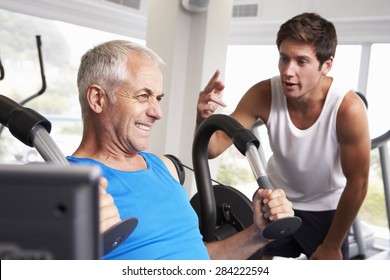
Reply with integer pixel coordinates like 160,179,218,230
190,114,302,258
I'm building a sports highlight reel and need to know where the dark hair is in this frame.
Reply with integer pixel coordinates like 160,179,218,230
276,12,337,67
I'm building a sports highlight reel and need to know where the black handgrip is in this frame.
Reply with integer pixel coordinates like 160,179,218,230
262,217,302,239
257,176,273,190
0,94,22,125
104,217,138,255
0,94,51,146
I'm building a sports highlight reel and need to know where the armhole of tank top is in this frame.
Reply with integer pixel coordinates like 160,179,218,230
328,82,350,138
267,76,281,127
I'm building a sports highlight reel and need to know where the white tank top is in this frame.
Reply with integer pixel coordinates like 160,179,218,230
266,76,348,211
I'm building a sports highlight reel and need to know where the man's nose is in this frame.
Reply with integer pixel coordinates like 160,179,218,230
281,61,296,77
147,100,163,120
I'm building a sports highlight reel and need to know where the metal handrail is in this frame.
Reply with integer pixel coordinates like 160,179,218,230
372,130,390,149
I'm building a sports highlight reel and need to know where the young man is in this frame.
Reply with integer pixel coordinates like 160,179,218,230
196,13,371,260
67,40,294,260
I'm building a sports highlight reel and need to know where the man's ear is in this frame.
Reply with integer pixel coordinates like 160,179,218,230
87,85,105,113
321,56,333,76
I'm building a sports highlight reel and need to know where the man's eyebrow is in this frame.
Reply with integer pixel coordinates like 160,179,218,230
144,88,164,97
143,88,165,99
296,55,311,60
279,51,288,57
279,52,311,59
137,87,163,95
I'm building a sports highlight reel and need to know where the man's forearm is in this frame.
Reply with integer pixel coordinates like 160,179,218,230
205,225,269,260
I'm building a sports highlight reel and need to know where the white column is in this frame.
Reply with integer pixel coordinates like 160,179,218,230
146,0,233,196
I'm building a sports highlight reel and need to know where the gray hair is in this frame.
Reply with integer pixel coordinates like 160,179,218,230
77,40,165,119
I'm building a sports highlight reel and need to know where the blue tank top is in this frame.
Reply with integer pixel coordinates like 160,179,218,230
67,152,209,260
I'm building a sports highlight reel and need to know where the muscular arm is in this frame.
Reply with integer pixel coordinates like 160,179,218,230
311,91,371,259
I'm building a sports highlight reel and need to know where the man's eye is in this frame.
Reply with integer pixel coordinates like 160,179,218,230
137,94,149,101
298,60,307,65
279,56,288,63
